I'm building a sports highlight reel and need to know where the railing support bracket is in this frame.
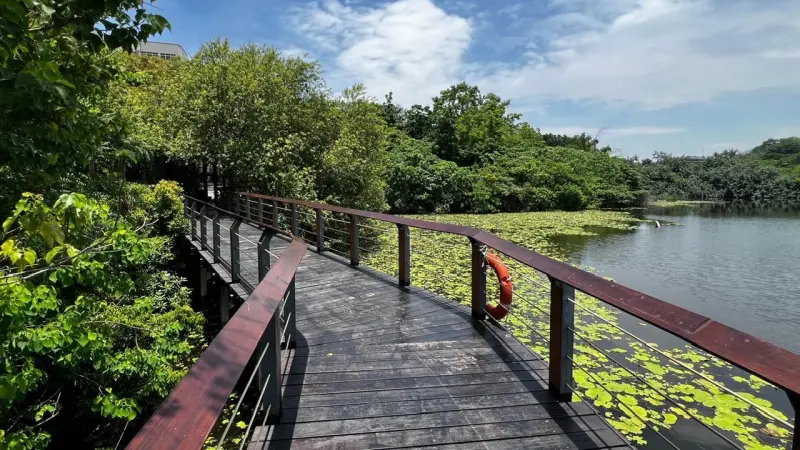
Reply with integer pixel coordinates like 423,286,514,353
470,239,486,320
398,224,410,286
548,277,575,402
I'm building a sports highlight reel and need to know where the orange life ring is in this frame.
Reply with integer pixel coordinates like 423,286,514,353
485,252,513,320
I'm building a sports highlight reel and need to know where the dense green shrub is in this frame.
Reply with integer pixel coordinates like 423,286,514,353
121,180,189,238
385,137,472,213
379,84,646,213
0,193,204,448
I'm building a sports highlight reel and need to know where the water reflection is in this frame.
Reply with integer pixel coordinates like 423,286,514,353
549,202,800,353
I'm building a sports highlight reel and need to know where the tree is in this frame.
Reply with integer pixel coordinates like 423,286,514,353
0,0,171,212
126,41,391,211
319,84,390,211
402,104,433,140
385,136,471,213
381,92,404,128
429,83,520,166
749,137,800,180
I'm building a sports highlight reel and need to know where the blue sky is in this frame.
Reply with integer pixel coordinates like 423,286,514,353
151,0,800,158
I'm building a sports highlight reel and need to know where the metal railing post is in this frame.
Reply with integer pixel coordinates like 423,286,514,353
290,204,298,235
257,229,274,280
283,277,296,349
190,201,198,239
548,277,575,401
470,239,486,320
272,201,278,228
259,314,282,419
212,214,221,263
199,206,208,250
789,393,799,450
245,195,251,220
219,284,230,324
315,209,324,253
230,219,242,283
349,214,359,266
199,265,208,299
398,224,410,286
258,198,264,224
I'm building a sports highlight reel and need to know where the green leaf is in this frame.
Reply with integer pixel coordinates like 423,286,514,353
40,3,55,15
39,221,65,246
45,246,61,263
24,249,36,265
150,15,170,33
65,245,79,258
236,421,246,429
2,217,14,232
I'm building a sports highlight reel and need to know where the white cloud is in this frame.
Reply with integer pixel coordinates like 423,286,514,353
280,46,315,59
293,0,472,105
474,0,800,109
605,126,684,137
292,0,800,111
542,126,683,137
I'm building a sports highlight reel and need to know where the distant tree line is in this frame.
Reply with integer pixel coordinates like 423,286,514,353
637,140,800,203
119,42,800,213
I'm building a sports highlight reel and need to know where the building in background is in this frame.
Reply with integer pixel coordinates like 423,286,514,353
134,41,188,60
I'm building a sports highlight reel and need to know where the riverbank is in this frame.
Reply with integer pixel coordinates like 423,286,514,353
650,200,724,207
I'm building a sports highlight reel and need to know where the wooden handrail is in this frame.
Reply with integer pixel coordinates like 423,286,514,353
183,194,290,239
126,239,307,450
240,192,800,399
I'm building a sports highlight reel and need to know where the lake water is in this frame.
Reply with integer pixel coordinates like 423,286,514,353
551,203,800,354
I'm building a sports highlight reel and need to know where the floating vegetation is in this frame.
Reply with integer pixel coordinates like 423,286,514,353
650,200,723,207
360,210,793,449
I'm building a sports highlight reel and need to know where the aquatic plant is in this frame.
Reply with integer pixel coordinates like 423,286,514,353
360,211,793,449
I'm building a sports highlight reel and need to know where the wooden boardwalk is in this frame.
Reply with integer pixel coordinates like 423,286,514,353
195,220,629,450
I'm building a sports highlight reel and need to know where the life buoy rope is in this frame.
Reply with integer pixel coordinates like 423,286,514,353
484,251,513,320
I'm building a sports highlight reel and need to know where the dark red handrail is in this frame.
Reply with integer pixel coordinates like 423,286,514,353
241,192,800,398
126,239,306,450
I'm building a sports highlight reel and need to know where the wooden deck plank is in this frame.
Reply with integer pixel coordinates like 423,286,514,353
282,362,549,385
279,392,594,423
432,429,630,450
283,353,544,374
250,415,615,449
196,220,625,449
268,403,598,440
280,379,552,409
282,370,546,396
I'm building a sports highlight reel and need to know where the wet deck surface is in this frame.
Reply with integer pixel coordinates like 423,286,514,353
192,219,629,450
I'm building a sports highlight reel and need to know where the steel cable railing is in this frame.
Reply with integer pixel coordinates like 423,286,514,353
232,192,800,449
568,326,746,449
566,295,794,429
567,355,682,450
129,209,304,449
481,248,776,449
